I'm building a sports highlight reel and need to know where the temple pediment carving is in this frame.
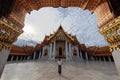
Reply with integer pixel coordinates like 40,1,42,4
47,26,74,43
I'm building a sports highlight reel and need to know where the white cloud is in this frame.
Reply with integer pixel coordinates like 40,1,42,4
16,7,108,47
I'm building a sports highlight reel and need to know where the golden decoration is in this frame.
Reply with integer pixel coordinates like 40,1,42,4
0,17,23,51
99,16,120,52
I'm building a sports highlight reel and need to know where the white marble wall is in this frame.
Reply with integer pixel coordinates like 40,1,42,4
0,49,10,78
72,46,79,56
112,50,120,75
41,42,81,61
42,45,50,58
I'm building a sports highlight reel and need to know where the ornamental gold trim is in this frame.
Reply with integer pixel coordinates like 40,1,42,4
0,17,23,51
99,16,120,52
110,43,120,52
0,42,11,51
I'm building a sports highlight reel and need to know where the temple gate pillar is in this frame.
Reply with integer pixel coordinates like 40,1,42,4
99,16,120,75
0,49,10,77
0,17,23,78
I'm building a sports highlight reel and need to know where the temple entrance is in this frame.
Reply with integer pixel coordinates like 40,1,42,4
56,46,65,59
58,47,62,57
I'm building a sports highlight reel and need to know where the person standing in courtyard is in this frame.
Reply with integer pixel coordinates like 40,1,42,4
58,58,62,75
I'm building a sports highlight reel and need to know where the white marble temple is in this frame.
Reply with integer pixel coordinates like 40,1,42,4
1,61,120,80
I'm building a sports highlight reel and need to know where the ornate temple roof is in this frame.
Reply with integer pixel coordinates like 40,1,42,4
10,45,34,56
47,26,76,42
86,46,111,56
10,44,111,57
9,25,112,56
35,25,80,50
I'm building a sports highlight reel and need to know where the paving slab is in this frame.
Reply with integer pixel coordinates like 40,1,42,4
1,61,120,80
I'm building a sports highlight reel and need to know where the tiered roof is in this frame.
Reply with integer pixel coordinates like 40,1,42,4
35,26,80,51
86,46,111,56
10,45,34,56
10,26,112,56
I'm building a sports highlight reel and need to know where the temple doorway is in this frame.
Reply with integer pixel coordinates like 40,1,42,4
58,47,62,57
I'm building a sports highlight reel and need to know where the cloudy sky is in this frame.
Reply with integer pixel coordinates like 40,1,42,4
15,7,108,47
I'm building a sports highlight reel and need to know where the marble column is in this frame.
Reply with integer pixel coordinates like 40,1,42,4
16,56,19,61
42,47,45,57
69,43,72,60
0,49,10,78
52,41,56,60
20,56,23,60
79,50,83,60
112,50,120,75
24,56,26,60
49,43,52,60
33,52,36,60
22,56,24,60
108,56,111,62
0,17,23,78
40,50,42,58
98,15,120,75
76,47,79,59
27,56,30,60
38,50,41,59
85,52,88,61
65,41,69,60
103,57,106,62
91,56,94,61
99,57,102,61
10,56,13,61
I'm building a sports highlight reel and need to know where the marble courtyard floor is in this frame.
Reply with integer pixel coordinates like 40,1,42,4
1,61,120,80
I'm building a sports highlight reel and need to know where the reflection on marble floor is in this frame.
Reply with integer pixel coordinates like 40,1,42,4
1,61,120,80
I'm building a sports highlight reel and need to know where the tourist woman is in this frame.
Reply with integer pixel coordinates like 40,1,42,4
57,58,62,75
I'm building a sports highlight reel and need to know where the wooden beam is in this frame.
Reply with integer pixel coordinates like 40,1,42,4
91,0,101,13
82,0,89,10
